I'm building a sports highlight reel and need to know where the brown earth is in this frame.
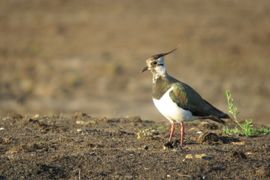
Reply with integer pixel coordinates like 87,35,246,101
0,113,269,179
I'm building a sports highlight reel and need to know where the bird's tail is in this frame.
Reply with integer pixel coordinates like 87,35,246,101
203,99,231,123
199,115,226,124
208,115,226,124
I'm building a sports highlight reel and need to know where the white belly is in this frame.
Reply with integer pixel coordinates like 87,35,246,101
153,87,196,123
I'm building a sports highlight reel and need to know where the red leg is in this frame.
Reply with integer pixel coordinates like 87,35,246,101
180,122,185,146
169,123,175,142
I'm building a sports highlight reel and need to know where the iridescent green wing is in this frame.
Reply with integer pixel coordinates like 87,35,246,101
169,83,208,116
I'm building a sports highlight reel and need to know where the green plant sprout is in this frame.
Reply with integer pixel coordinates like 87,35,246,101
225,90,243,129
225,90,239,119
224,90,270,137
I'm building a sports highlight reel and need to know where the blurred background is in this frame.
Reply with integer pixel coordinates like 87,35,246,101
0,0,269,125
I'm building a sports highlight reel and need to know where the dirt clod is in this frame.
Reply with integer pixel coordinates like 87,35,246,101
143,145,149,150
198,132,240,145
232,151,247,159
197,132,221,144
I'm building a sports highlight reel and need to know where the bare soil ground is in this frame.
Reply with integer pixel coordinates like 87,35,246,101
0,113,269,179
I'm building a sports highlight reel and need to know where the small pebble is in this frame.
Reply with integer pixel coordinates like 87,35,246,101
143,145,149,150
232,141,245,145
33,114,40,119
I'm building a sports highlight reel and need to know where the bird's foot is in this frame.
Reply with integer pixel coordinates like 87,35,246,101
164,139,183,149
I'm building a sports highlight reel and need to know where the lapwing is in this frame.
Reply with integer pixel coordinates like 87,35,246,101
142,48,230,146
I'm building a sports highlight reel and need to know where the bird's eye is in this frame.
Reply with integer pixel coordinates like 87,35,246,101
152,61,157,65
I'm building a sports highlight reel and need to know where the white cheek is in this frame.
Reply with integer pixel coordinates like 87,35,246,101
155,66,166,74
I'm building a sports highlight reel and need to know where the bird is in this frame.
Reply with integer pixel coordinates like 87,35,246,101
141,47,230,146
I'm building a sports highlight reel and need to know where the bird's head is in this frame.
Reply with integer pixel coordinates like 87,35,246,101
141,48,176,77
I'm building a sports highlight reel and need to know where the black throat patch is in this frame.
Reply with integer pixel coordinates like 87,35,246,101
152,75,176,99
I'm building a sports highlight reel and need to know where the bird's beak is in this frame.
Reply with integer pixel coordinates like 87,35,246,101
141,66,148,73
